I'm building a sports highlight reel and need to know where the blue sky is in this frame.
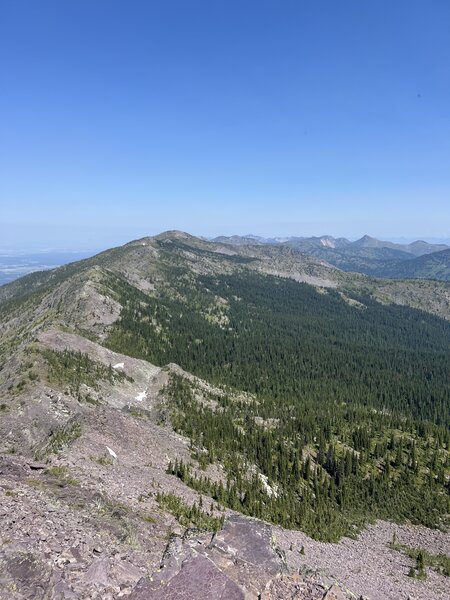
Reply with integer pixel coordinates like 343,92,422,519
1,1,449,250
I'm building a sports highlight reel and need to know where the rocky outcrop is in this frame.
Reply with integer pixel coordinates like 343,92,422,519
128,515,353,600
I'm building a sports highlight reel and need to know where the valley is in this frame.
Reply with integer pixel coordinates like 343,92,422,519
0,231,449,599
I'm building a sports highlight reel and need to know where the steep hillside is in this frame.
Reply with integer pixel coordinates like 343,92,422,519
283,241,412,276
282,237,450,278
383,248,450,281
1,231,449,599
353,235,449,256
213,234,450,279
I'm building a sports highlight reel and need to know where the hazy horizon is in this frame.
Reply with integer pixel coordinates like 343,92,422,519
1,230,450,255
1,2,449,251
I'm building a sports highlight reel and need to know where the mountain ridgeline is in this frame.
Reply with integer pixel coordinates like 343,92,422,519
0,231,449,544
213,234,450,280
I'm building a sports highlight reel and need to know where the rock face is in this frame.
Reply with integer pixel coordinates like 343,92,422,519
128,515,351,600
130,555,246,600
0,450,353,600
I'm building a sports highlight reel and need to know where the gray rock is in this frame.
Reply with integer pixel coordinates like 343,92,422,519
84,557,110,588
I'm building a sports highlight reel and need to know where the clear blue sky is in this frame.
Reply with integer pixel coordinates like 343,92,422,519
1,0,449,250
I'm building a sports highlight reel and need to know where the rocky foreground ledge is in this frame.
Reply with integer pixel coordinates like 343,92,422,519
0,455,352,600
1,446,449,599
128,515,350,600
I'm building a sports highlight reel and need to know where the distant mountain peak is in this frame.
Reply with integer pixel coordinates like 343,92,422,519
153,230,195,241
125,231,200,248
353,235,378,247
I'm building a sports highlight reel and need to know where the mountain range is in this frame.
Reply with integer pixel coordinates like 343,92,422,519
212,234,450,280
0,231,449,600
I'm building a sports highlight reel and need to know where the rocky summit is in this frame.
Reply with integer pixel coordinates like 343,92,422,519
0,232,449,599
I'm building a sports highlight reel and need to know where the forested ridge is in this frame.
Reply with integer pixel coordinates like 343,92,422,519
105,267,450,540
106,270,450,424
1,233,449,542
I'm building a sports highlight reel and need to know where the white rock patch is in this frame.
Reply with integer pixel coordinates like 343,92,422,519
106,446,117,459
259,473,278,498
